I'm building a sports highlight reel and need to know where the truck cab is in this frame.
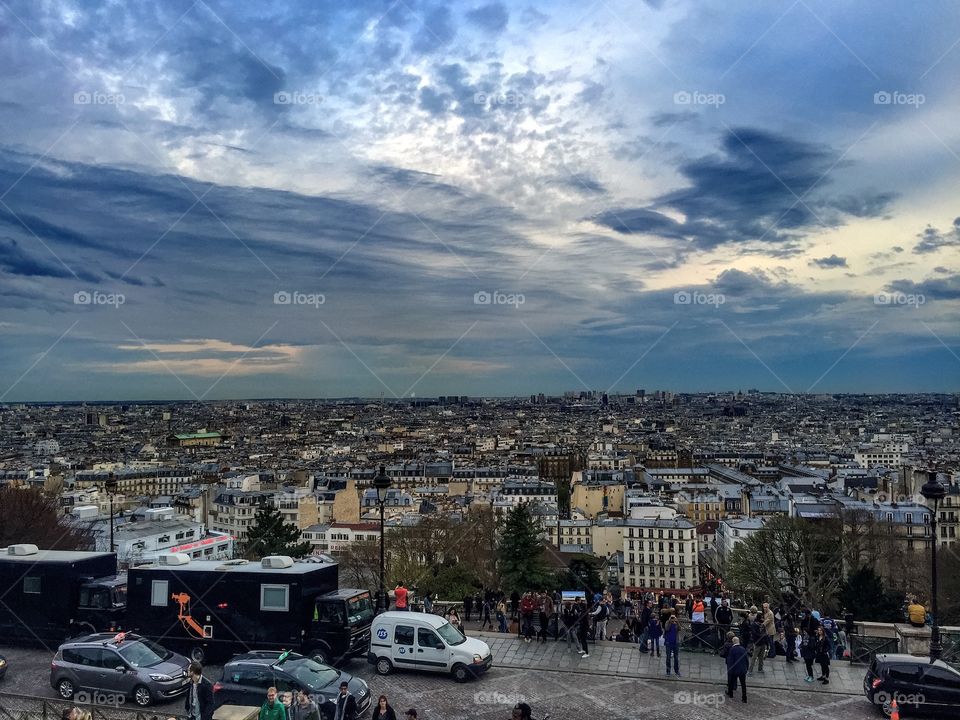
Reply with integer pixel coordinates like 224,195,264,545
74,575,127,634
308,590,374,665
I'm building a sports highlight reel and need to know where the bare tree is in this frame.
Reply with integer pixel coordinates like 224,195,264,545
0,487,94,550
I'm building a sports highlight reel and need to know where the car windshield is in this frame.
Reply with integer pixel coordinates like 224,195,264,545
436,622,466,646
112,585,127,607
118,639,172,668
347,594,374,625
284,658,340,689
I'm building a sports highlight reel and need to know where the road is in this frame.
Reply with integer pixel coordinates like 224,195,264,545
0,644,883,719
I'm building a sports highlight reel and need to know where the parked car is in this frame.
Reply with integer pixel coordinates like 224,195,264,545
50,632,191,707
863,653,960,716
367,611,493,682
213,651,371,719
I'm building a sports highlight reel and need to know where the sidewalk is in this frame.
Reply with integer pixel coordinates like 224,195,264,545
469,630,866,696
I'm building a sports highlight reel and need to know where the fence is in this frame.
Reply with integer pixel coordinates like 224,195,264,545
0,692,187,720
848,635,899,665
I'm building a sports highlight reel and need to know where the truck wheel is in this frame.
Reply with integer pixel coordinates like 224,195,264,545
189,646,205,664
451,663,471,683
56,678,75,699
133,685,152,707
375,657,392,675
310,648,330,666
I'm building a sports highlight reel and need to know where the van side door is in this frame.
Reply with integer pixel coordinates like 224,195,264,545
416,628,449,672
392,625,416,669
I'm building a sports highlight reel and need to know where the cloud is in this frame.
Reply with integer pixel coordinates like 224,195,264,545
886,275,960,300
913,217,960,254
809,254,848,268
465,3,509,33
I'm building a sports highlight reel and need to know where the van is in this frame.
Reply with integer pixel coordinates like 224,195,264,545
367,612,493,682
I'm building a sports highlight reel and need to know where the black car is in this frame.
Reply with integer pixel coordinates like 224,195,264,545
864,653,960,716
213,651,371,719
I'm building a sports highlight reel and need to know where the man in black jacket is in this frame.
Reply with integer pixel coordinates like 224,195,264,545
184,663,214,720
332,681,356,720
725,637,749,702
715,599,733,650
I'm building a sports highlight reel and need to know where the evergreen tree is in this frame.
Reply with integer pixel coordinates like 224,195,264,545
497,504,549,593
838,566,904,622
243,504,311,560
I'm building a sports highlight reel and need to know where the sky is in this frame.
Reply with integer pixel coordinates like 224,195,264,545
0,0,958,401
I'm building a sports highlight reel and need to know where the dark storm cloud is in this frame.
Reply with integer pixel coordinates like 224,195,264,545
913,218,960,254
592,128,897,253
809,255,848,269
887,275,960,300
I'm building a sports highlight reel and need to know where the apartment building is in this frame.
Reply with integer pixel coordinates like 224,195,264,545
623,517,699,595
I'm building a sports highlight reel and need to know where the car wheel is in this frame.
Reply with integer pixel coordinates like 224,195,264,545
133,685,152,707
375,657,392,675
451,663,470,683
56,678,75,699
879,700,893,717
189,646,205,664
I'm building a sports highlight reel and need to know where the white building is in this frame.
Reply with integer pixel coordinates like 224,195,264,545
715,517,767,567
623,517,699,595
100,508,233,566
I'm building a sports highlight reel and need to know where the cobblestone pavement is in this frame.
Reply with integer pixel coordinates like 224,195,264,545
0,643,882,720
472,630,865,695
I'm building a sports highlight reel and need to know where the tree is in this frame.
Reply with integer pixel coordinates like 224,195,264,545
0,487,94,550
497,504,550,593
243,505,311,559
337,538,380,591
554,554,603,594
725,516,844,611
838,566,904,623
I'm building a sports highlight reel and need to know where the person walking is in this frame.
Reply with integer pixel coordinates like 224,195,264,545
814,626,831,684
184,662,214,720
463,593,474,622
762,602,777,657
647,615,662,657
371,695,397,720
748,613,768,675
576,600,591,658
725,637,749,703
259,688,287,720
663,614,680,676
332,682,356,720
289,689,320,720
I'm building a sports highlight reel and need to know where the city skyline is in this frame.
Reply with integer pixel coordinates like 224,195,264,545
1,1,959,401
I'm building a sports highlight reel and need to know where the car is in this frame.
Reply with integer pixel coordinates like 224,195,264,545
367,611,493,682
863,652,960,716
51,631,191,707
0,653,6,680
213,651,371,719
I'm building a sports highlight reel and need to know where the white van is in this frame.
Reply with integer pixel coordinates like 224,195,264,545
367,611,493,682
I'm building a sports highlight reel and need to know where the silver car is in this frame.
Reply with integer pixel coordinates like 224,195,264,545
51,633,191,707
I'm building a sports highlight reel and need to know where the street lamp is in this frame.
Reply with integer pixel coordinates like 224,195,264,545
920,471,946,661
104,472,117,553
373,465,392,613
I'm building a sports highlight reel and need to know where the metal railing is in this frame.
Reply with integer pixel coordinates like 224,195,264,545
849,635,899,665
0,692,188,720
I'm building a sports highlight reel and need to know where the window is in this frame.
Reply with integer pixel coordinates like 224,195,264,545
260,584,289,612
151,580,168,606
395,625,414,646
418,628,443,649
23,576,41,594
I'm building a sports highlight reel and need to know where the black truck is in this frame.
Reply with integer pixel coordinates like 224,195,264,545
0,545,127,645
0,545,373,666
125,554,373,665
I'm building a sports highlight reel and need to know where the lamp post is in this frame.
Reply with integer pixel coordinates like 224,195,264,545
920,471,946,661
105,472,117,553
373,465,392,613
